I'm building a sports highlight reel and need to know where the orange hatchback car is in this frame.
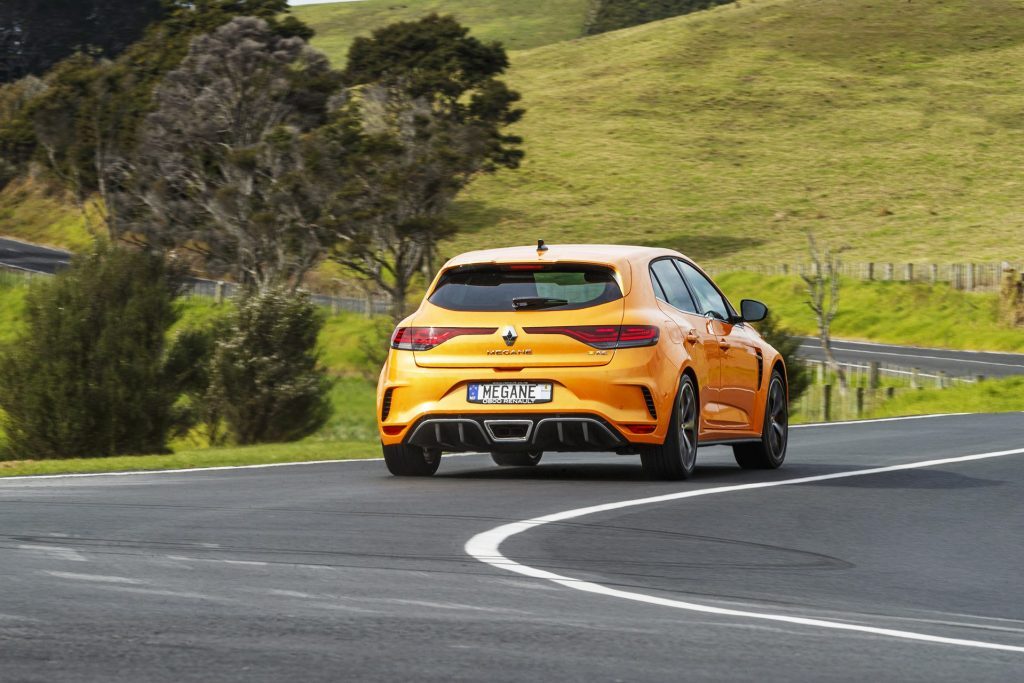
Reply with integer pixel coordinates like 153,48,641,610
377,242,788,479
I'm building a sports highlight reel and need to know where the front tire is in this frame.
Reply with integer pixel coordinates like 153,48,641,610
734,371,788,469
640,374,699,480
383,443,441,476
491,451,543,467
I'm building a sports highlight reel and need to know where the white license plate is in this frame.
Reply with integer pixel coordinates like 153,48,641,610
467,382,553,405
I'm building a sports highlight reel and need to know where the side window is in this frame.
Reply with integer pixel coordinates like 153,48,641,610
677,260,730,320
650,259,698,314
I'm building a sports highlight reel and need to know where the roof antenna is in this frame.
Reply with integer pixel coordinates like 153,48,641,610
537,239,548,253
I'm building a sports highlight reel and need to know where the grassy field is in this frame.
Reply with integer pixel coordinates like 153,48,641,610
867,377,1024,420
445,0,1024,267
293,0,591,65
716,272,1024,353
0,178,93,251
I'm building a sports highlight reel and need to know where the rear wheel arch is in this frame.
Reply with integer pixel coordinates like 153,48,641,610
681,366,700,416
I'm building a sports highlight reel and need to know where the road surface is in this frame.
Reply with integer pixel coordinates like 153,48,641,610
1,413,1023,681
797,337,1024,379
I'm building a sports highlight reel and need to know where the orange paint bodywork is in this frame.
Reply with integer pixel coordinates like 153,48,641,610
377,244,785,451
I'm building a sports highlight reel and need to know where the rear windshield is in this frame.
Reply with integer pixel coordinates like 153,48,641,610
429,264,622,312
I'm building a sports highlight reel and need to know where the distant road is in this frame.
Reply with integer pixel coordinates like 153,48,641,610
0,237,71,274
4,236,1023,377
797,337,1024,379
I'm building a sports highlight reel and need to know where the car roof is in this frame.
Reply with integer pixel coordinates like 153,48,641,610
441,244,691,271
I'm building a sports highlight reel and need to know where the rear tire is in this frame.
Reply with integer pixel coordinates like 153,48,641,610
640,374,698,480
383,443,441,476
490,451,543,467
734,371,788,470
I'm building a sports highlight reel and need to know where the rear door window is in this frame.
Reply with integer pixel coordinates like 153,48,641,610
429,264,622,312
650,259,698,314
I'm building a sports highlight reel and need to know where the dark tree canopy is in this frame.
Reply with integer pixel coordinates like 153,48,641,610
0,0,163,84
586,0,735,35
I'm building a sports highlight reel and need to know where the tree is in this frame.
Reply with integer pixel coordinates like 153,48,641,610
0,0,163,84
0,245,185,459
327,14,524,319
803,231,847,389
113,17,342,289
205,287,332,444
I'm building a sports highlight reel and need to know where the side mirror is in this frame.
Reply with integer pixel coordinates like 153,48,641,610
740,299,768,323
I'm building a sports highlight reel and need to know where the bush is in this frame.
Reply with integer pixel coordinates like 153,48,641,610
0,245,183,458
206,287,331,444
755,313,811,402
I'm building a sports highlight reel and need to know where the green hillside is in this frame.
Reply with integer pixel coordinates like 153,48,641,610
445,0,1024,266
293,0,591,65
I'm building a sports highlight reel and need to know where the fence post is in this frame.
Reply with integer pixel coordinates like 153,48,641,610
976,374,986,383
822,384,832,422
930,263,938,284
884,263,894,281
856,387,865,417
966,263,976,291
886,387,895,399
911,367,920,389
866,262,875,281
904,263,913,282
214,281,224,304
868,361,880,389
937,370,947,389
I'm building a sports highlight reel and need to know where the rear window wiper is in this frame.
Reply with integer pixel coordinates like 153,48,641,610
512,296,570,310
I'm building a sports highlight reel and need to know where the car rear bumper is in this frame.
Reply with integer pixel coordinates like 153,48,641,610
405,413,629,453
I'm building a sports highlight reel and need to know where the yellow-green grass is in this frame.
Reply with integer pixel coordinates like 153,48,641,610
0,439,380,478
0,178,91,251
293,0,591,65
446,0,1024,267
716,272,1024,353
866,377,1024,419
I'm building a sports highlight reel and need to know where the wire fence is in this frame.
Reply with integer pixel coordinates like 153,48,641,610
705,261,1024,291
792,359,979,422
1,263,393,316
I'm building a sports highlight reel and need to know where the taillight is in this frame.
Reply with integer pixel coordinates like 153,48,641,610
391,327,497,351
522,325,659,349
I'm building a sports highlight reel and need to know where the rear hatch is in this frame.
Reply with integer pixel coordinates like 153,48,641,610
411,263,626,368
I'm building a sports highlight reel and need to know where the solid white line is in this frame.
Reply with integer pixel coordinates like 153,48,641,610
465,447,1024,653
0,452,487,483
791,413,968,429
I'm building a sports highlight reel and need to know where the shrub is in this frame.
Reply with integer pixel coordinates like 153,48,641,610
755,313,811,402
206,287,331,444
0,245,183,458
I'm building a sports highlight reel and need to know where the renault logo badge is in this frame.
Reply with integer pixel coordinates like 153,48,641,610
501,326,518,347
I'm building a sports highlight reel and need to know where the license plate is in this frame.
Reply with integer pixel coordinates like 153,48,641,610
467,382,553,405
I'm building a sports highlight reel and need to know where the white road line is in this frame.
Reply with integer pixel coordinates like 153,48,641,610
465,446,1024,654
791,412,968,429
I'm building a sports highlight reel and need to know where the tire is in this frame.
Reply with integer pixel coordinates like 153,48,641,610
490,451,543,467
383,443,441,476
734,371,788,470
640,374,698,480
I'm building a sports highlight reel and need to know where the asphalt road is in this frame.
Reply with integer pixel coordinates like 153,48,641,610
1,413,1023,681
0,237,71,275
797,337,1024,379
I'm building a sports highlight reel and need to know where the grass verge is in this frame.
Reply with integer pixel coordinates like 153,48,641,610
866,376,1024,419
0,439,380,478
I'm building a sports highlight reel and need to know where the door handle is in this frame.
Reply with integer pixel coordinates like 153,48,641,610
685,330,699,344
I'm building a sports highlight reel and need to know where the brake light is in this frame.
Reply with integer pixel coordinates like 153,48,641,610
522,325,660,349
391,327,497,351
506,264,545,271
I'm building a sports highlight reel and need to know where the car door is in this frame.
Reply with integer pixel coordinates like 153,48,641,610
676,260,760,430
648,258,720,421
